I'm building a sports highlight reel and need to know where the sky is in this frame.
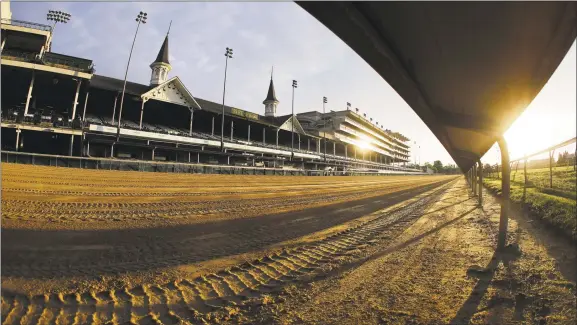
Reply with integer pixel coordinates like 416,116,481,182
10,1,576,166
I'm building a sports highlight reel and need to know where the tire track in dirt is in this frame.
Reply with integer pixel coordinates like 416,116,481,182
1,181,455,325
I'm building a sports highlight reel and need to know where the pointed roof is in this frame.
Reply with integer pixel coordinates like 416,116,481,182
263,78,278,104
141,76,201,110
153,35,170,65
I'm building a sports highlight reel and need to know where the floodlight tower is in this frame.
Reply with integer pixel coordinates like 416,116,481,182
220,47,233,151
46,10,71,52
116,11,147,142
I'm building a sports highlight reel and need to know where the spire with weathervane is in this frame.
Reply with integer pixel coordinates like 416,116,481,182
149,21,172,86
263,66,279,117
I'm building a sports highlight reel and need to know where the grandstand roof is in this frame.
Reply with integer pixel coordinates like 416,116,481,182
298,2,577,171
91,75,152,96
263,114,309,135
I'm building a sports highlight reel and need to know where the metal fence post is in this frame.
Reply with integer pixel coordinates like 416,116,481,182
497,137,510,251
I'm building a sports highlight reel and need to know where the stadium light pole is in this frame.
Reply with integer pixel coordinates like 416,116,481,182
221,47,233,151
46,10,71,52
116,11,147,142
291,80,297,160
323,96,327,161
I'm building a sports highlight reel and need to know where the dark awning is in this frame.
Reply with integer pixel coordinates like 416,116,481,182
298,2,576,171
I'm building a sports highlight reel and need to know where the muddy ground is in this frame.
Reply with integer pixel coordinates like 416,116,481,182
2,164,575,324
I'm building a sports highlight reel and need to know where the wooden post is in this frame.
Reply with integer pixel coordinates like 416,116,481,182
524,158,528,187
473,164,477,195
549,150,554,188
478,160,483,206
497,137,510,251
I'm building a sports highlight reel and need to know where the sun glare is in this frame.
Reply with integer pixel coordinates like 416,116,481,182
503,42,576,160
357,140,371,150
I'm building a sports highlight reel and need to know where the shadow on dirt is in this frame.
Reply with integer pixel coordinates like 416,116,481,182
449,243,522,324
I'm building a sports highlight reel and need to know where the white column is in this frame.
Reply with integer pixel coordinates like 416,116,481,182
71,79,82,119
69,135,74,156
230,120,234,141
189,109,194,136
248,124,251,142
82,90,90,122
345,145,348,159
112,93,118,124
308,138,310,151
139,99,147,130
24,71,35,115
1,38,6,52
276,129,279,146
297,134,301,150
211,117,215,135
263,128,266,144
333,142,336,156
15,129,21,152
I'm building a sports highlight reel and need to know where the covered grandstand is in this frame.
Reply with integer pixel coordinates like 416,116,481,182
0,5,419,174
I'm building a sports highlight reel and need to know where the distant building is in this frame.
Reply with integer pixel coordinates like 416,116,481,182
0,3,418,173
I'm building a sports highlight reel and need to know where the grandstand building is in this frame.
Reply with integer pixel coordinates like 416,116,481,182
1,3,416,173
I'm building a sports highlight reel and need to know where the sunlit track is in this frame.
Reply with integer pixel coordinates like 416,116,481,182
1,180,456,325
2,180,450,278
2,164,449,232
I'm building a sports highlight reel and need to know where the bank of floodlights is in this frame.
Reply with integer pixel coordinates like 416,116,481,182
47,10,71,28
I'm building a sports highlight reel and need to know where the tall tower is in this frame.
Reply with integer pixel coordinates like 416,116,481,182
149,24,172,86
263,68,279,117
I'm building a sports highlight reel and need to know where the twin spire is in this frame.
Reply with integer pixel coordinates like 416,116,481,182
153,20,171,65
149,23,278,117
263,66,279,117
149,21,172,86
263,66,278,104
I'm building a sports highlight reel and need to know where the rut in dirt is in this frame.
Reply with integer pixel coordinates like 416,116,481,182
1,180,456,325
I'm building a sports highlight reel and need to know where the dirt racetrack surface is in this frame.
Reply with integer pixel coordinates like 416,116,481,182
1,164,453,294
3,164,573,324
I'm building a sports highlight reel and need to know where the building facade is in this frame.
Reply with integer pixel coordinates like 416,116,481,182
1,4,417,174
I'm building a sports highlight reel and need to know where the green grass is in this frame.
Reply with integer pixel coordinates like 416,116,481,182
487,165,576,195
483,178,577,241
